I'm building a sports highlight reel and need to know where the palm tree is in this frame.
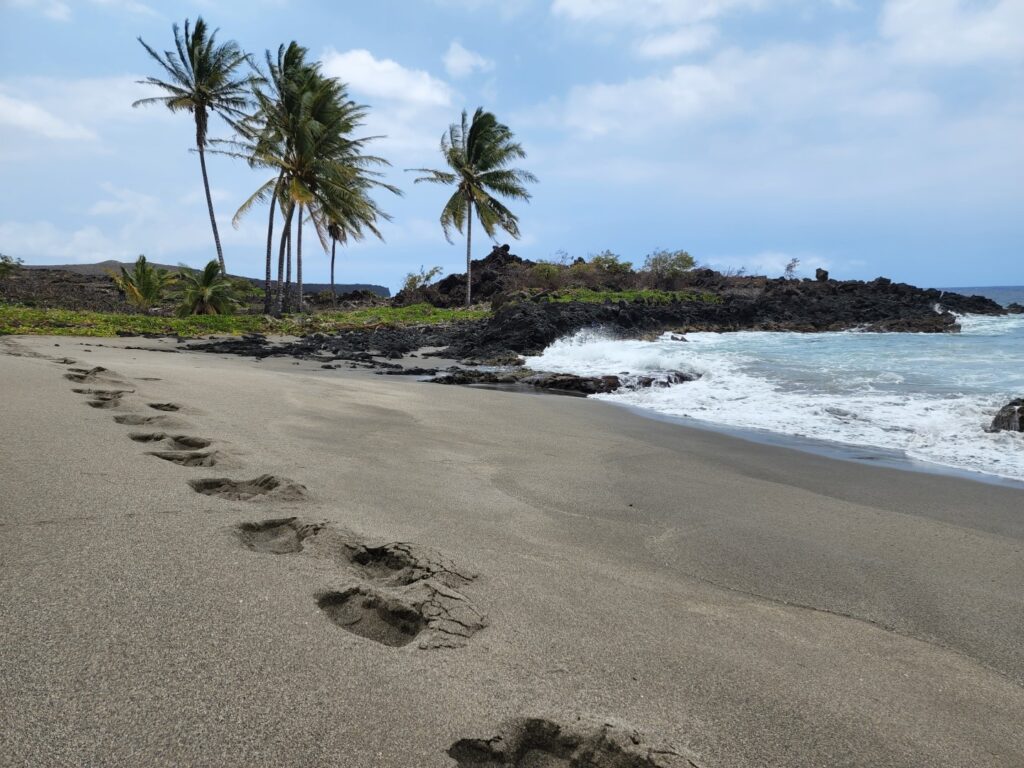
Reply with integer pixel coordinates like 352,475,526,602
175,260,240,315
410,107,537,307
134,17,251,273
108,255,176,313
231,45,399,314
327,221,345,306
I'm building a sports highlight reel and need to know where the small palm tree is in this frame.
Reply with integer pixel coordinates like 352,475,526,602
176,260,239,316
108,255,176,313
410,107,536,306
134,17,251,273
327,221,345,307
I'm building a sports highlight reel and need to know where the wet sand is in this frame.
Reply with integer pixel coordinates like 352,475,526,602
1,334,1022,767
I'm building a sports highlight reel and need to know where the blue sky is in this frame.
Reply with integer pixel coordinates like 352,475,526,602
1,0,1021,291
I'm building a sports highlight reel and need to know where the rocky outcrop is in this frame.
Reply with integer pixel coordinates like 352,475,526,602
394,244,532,307
1007,303,1024,314
441,277,1005,358
989,399,1024,432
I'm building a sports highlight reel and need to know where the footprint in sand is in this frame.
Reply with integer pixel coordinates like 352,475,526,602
235,517,323,554
113,414,184,427
72,387,135,409
233,516,487,649
128,432,212,450
447,718,697,768
188,475,307,502
147,449,220,467
147,403,181,412
316,587,426,648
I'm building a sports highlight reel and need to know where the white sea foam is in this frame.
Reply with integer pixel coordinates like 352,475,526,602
525,321,1024,482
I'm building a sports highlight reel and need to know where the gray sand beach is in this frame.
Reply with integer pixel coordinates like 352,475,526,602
2,335,1022,767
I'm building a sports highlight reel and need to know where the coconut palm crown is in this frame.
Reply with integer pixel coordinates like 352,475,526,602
175,259,240,316
133,17,252,273
410,107,537,306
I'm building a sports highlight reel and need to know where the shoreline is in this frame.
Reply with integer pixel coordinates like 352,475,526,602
607,398,1024,490
3,334,1023,766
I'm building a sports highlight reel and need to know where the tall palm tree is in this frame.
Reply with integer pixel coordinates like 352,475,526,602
410,107,536,307
231,45,398,314
134,17,251,273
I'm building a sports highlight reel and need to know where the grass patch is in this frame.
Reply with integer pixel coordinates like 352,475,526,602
0,303,490,338
539,288,722,305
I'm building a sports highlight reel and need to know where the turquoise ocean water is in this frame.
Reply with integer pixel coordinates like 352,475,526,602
526,287,1024,483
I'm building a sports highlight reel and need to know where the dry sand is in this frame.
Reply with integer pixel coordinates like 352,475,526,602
1,334,1022,767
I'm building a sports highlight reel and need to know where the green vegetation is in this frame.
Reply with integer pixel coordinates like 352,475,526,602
642,249,696,281
108,255,177,312
538,288,722,305
411,107,537,306
401,265,444,294
135,17,253,273
176,259,241,316
0,254,24,279
0,303,489,338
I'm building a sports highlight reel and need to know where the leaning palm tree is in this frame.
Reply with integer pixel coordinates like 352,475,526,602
108,255,176,313
410,107,537,306
134,17,251,273
175,260,240,315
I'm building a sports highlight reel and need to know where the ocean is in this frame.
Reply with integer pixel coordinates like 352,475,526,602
525,287,1024,484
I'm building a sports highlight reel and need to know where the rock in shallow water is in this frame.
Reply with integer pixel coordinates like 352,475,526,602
989,399,1024,432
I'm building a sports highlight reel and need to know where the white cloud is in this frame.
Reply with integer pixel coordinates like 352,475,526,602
0,75,173,157
0,181,266,266
319,48,458,159
558,42,943,139
88,182,159,217
636,25,718,58
4,0,156,19
551,0,769,27
90,0,157,15
4,0,71,21
0,91,96,140
881,0,1024,65
322,48,453,108
443,41,495,78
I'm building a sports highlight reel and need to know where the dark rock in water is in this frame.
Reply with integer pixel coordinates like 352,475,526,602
431,369,531,387
989,399,1024,432
376,367,440,376
1007,303,1024,314
431,367,698,396
520,372,622,395
815,268,829,282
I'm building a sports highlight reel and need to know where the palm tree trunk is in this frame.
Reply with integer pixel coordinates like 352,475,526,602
285,223,292,312
296,203,304,313
276,203,294,316
195,112,225,273
330,238,337,308
465,198,473,308
263,173,282,315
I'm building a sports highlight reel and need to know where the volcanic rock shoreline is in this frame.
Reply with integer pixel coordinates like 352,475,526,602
183,274,1006,367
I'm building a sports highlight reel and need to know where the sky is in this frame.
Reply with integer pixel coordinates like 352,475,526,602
0,0,1021,292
